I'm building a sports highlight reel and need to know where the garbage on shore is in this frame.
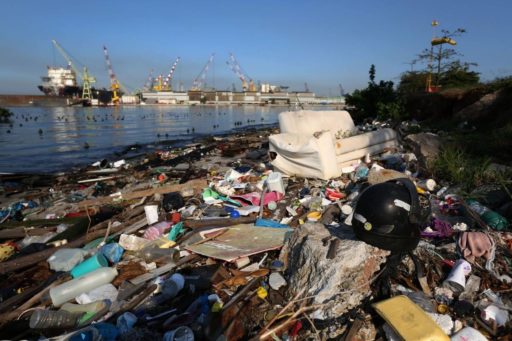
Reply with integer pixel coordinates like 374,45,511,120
0,110,511,340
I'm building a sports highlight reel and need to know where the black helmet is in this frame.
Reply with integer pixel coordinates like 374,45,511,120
352,178,423,252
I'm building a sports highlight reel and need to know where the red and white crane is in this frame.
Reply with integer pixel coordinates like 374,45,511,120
226,53,255,91
191,54,215,91
103,45,121,104
163,57,181,91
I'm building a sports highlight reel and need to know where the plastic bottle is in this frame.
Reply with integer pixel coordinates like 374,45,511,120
354,164,369,181
50,267,118,307
466,199,509,230
137,246,180,263
137,273,185,312
29,309,83,329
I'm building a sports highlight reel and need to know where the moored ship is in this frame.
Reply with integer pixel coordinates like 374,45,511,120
38,66,81,97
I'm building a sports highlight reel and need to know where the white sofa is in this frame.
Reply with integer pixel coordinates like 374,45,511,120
268,110,398,180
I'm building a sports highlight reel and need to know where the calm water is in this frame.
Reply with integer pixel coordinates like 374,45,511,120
0,105,288,173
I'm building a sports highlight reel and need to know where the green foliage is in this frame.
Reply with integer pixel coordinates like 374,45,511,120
485,76,512,92
401,27,480,92
439,61,480,88
345,65,404,121
0,107,13,123
397,71,430,95
431,145,492,192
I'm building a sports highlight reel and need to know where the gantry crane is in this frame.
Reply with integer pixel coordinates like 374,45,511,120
162,57,181,91
226,53,255,92
191,54,215,91
51,40,96,101
103,45,121,105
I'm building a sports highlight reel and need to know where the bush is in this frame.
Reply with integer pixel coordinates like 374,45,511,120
431,145,492,192
345,65,405,122
0,107,13,123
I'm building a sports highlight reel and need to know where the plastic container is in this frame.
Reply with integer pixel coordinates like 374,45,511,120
137,246,179,263
29,309,83,329
71,253,109,278
144,205,159,225
267,201,277,211
47,248,88,272
163,326,195,341
50,267,118,307
267,172,285,194
137,273,184,312
354,164,369,181
417,179,436,192
466,199,509,230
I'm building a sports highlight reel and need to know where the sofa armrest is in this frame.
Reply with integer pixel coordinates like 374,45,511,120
269,131,339,180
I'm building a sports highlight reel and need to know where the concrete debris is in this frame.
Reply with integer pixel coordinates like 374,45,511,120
404,132,442,171
281,223,389,320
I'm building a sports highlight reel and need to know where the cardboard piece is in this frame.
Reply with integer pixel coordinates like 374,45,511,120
186,224,291,262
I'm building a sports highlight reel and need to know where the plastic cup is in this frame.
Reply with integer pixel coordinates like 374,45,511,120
70,253,108,278
144,205,159,225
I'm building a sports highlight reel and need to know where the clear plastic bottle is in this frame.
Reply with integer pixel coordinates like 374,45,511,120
137,246,179,263
49,267,118,307
29,309,83,329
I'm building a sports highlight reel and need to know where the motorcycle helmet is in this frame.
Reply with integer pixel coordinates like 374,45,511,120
352,178,424,252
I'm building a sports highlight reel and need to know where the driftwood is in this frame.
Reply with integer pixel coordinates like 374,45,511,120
0,227,55,239
78,179,207,207
183,216,256,229
0,215,145,275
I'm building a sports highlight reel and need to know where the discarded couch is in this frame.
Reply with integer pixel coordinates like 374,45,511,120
268,110,398,179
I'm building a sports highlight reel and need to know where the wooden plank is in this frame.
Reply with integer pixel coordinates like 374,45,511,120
183,216,256,229
78,179,207,207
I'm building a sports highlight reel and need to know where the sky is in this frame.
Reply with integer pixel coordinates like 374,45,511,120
1,0,511,96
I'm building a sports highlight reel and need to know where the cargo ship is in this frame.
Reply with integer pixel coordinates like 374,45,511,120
38,65,115,105
38,66,81,97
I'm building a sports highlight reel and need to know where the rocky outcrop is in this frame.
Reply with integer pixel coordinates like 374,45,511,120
454,90,500,122
404,133,442,171
280,223,389,320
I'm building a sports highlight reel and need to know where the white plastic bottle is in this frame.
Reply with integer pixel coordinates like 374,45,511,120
50,267,118,307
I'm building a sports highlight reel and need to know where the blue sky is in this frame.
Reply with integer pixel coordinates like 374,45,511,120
1,0,511,96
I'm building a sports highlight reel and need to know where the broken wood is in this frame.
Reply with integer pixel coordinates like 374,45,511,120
78,178,207,207
183,216,256,229
0,227,55,239
0,215,145,275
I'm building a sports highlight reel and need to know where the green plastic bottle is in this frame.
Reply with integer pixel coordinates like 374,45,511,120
466,199,509,231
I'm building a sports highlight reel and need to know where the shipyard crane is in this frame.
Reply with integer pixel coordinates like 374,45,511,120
226,53,255,92
153,74,165,92
338,83,345,96
143,69,154,91
162,57,181,91
191,54,215,91
103,45,121,105
51,40,96,101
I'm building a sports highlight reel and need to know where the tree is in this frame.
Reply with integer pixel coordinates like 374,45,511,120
369,64,376,83
401,27,479,91
346,65,404,121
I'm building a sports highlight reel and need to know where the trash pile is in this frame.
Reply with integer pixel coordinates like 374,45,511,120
1,114,511,340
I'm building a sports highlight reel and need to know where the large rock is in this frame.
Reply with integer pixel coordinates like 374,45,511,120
280,223,389,320
404,133,442,171
454,90,500,122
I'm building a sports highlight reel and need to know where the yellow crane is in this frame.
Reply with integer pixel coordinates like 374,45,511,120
52,40,96,101
102,45,120,105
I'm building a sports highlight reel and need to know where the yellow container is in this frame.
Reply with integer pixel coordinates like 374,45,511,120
373,295,450,341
